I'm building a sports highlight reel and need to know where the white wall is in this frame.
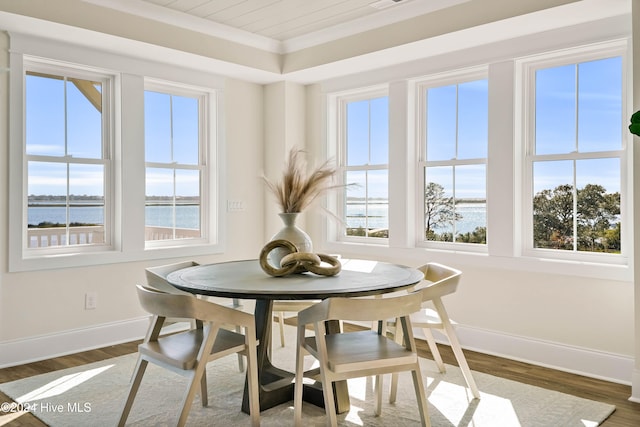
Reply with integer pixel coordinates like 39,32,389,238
0,36,267,363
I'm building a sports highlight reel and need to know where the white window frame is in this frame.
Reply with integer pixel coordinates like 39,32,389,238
517,40,629,265
8,34,225,272
143,79,215,249
330,86,390,245
23,60,115,255
414,68,489,253
322,31,630,282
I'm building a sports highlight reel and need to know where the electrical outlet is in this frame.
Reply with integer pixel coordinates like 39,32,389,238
85,292,97,310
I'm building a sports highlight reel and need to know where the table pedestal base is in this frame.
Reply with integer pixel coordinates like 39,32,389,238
241,299,350,414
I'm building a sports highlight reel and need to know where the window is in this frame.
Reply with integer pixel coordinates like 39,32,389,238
144,82,209,245
418,75,488,246
338,92,389,239
523,50,625,260
24,64,112,253
9,35,225,272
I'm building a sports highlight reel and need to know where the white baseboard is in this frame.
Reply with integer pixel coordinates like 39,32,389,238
0,318,635,388
351,320,633,386
0,317,151,369
454,325,633,386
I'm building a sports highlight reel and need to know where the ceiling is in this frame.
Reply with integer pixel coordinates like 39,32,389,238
0,0,630,84
84,0,469,53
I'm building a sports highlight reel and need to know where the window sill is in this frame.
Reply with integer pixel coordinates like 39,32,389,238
320,241,631,282
9,243,224,272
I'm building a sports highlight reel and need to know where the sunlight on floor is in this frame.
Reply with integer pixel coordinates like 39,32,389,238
16,364,114,403
0,410,30,426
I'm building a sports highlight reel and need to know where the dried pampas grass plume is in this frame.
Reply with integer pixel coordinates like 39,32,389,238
264,148,341,213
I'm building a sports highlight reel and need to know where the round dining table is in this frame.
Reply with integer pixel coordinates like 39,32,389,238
167,258,423,414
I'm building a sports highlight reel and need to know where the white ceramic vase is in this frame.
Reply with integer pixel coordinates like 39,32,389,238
268,212,312,269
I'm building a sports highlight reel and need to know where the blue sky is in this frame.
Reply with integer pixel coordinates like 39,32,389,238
26,78,201,198
27,55,623,201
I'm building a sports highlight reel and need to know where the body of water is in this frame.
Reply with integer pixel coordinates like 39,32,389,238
28,205,200,229
29,202,487,234
346,202,486,234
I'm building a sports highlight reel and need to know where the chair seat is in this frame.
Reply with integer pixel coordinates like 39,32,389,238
140,328,247,370
305,330,418,374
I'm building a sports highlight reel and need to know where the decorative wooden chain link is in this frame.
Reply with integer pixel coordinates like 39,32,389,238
259,239,341,277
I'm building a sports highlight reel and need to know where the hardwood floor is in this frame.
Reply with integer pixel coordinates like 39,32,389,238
0,327,638,426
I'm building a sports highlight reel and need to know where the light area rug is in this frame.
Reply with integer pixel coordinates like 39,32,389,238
0,327,615,427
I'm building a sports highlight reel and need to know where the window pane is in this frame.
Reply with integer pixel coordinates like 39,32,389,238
345,170,366,233
458,80,488,159
27,162,105,247
69,163,104,223
67,78,102,158
28,162,67,227
344,170,388,238
578,57,622,152
146,167,173,227
175,169,201,234
146,167,202,241
532,160,574,250
455,165,486,243
145,91,172,163
576,158,620,253
535,64,576,155
368,169,388,237
424,166,454,241
426,85,456,161
25,74,65,156
370,97,388,164
172,95,199,165
347,100,370,166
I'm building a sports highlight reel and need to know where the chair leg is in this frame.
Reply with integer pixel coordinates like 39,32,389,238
433,299,480,399
411,366,432,427
117,357,149,427
389,319,403,403
423,328,446,373
319,365,338,427
176,370,205,427
374,374,383,416
294,325,307,426
235,325,245,372
200,370,208,407
245,333,261,427
278,312,286,347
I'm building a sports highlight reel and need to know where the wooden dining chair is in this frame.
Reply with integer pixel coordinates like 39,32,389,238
388,262,480,402
117,285,260,427
293,291,430,427
145,260,246,371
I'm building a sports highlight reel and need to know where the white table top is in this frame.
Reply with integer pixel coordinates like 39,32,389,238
167,258,423,300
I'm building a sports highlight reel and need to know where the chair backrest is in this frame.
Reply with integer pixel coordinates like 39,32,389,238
145,261,199,294
298,291,422,325
136,284,253,328
415,262,462,301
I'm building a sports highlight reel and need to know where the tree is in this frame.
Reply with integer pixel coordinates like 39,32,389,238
533,183,620,252
457,227,486,244
577,184,620,251
533,184,574,250
424,182,461,241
